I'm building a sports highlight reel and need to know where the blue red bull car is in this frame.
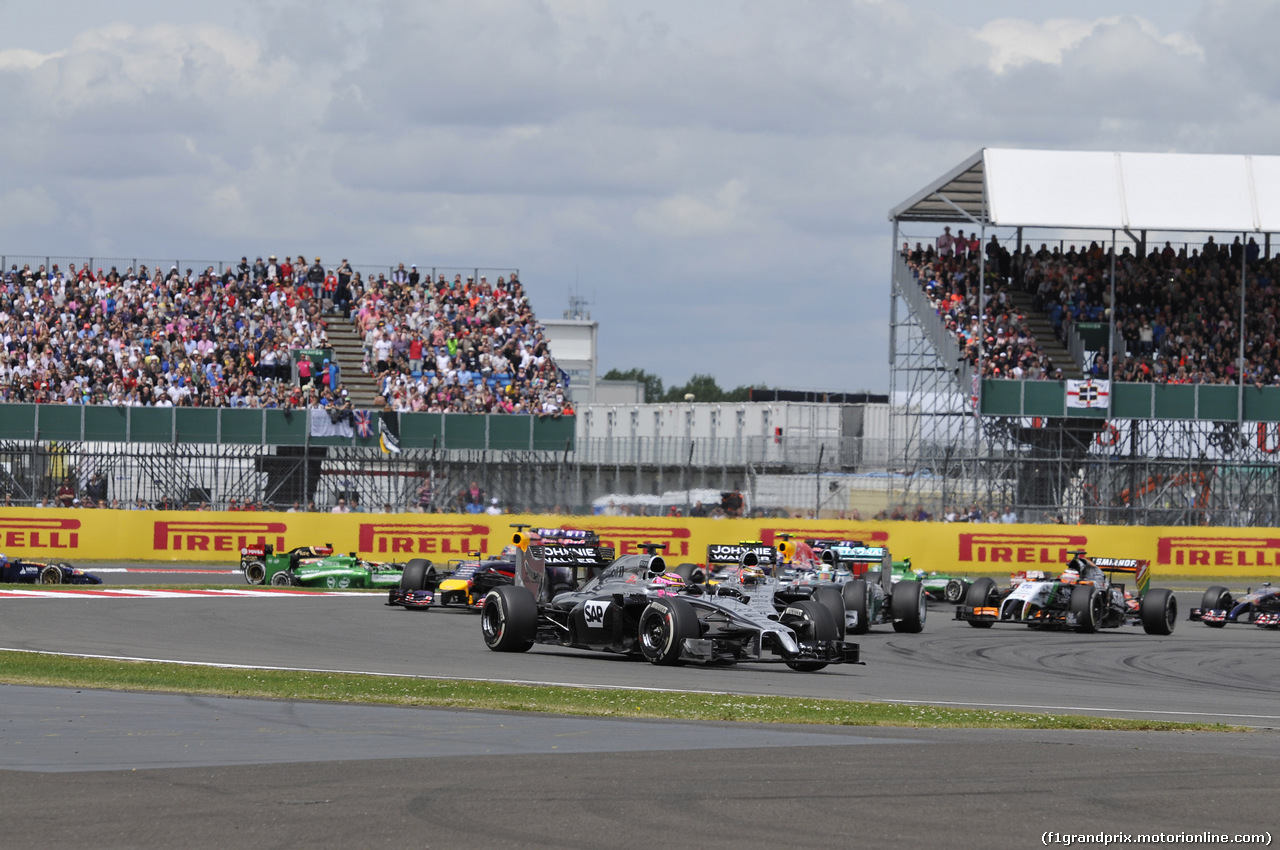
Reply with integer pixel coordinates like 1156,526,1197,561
0,554,102,585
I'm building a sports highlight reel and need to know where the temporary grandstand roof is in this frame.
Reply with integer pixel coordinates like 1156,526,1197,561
890,148,1280,233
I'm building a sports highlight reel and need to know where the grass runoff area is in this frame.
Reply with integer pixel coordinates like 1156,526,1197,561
0,650,1240,732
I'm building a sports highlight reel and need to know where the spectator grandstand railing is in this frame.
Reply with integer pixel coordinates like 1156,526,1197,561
892,255,971,393
574,435,888,471
0,405,574,451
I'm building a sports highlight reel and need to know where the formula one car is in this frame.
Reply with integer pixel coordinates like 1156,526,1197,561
480,541,861,671
1190,583,1280,628
239,543,405,589
0,554,102,585
388,528,612,611
955,552,1176,635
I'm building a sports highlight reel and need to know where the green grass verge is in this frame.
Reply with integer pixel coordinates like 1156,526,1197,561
0,650,1239,732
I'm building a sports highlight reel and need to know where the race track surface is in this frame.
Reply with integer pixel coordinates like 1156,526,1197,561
3,578,1279,848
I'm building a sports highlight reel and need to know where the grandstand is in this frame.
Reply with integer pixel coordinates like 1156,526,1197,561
889,149,1280,526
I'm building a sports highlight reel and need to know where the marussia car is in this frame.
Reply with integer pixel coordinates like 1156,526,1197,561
0,554,102,585
387,527,612,610
1190,583,1280,628
239,543,406,589
955,552,1176,635
480,541,861,671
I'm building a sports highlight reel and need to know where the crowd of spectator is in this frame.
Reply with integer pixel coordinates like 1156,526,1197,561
353,269,571,415
904,228,1280,385
0,253,569,414
903,229,1059,380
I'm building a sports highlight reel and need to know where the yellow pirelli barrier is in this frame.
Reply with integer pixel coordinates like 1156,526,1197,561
0,509,1276,577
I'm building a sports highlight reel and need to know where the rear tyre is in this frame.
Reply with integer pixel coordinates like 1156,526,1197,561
964,577,997,628
38,565,63,585
270,571,297,587
842,580,871,635
1140,588,1177,635
890,581,926,633
481,585,537,652
943,578,968,604
638,597,700,666
1069,585,1101,633
244,561,266,585
812,586,846,640
782,599,839,671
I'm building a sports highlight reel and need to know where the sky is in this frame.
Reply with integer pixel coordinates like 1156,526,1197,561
1,0,1276,394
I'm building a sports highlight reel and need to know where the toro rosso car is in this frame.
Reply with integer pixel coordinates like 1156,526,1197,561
240,543,405,589
0,554,102,585
955,552,1176,635
480,542,861,671
1190,583,1280,628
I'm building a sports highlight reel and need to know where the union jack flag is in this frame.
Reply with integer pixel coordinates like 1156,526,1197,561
353,409,372,438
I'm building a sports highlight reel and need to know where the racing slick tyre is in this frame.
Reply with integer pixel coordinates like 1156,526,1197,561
842,580,871,635
964,578,997,628
270,570,298,587
1140,587,1178,636
1069,585,1103,633
400,559,434,590
638,597,700,666
890,580,927,633
1200,586,1232,627
481,585,537,652
243,561,266,585
38,564,63,584
943,578,969,604
781,599,839,672
812,586,846,640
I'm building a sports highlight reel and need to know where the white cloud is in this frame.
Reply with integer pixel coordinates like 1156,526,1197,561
976,15,1201,74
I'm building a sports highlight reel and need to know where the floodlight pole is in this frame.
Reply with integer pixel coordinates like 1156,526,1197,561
1109,229,1116,420
1239,231,1248,426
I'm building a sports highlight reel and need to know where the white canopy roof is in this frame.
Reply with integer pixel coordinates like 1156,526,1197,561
890,148,1280,233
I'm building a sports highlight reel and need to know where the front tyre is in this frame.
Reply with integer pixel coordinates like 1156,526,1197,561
1069,585,1102,633
782,599,839,672
638,597,699,666
890,580,926,633
964,577,997,628
1140,588,1177,635
812,586,846,640
481,585,537,652
400,559,434,590
270,571,297,587
1200,585,1232,627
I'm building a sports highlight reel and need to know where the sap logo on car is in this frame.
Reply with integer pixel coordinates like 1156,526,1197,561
783,607,807,619
583,599,610,627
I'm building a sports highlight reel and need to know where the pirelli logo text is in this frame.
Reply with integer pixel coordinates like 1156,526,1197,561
759,528,889,547
590,525,691,557
958,533,1088,565
0,517,80,549
358,523,490,556
153,521,287,553
1158,536,1280,568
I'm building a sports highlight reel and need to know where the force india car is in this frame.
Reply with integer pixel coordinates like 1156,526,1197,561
1190,583,1280,628
480,541,861,671
387,527,611,611
240,543,406,589
955,552,1176,634
0,554,102,585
